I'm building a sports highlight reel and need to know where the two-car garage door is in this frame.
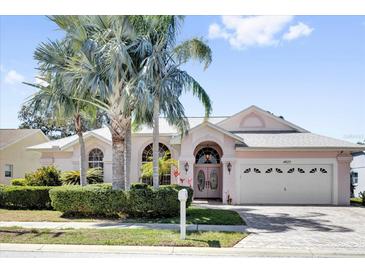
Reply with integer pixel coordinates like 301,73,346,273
240,164,333,204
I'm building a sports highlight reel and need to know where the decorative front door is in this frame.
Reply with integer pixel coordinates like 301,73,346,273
194,165,221,199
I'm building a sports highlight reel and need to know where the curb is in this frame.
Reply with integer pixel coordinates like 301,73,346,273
1,243,365,257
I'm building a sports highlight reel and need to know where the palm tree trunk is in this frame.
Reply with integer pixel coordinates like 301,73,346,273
125,120,132,190
152,94,160,189
112,132,125,190
110,115,131,190
78,132,88,186
74,114,87,186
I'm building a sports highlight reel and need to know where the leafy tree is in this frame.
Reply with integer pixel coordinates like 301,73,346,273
18,102,106,139
18,104,74,139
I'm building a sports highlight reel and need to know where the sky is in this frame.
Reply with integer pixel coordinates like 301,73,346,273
0,16,364,143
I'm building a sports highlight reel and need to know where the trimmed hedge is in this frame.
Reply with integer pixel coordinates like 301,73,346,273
50,183,193,218
49,184,127,216
127,183,193,217
0,186,53,209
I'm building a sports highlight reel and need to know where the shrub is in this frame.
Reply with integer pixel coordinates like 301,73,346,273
61,168,103,185
25,166,62,186
131,182,150,190
0,186,53,209
127,185,155,217
127,184,193,218
49,185,127,216
11,178,27,186
49,183,194,218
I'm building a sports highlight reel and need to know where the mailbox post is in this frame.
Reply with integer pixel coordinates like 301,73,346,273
178,189,188,240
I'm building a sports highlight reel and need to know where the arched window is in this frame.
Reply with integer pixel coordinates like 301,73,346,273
195,147,220,164
141,143,171,185
88,148,104,171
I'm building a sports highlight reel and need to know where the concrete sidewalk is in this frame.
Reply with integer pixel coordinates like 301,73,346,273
1,243,365,258
0,221,246,232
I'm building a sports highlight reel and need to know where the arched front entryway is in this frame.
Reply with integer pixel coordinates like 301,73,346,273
193,142,223,199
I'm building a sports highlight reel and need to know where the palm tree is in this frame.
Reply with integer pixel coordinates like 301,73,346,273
136,16,213,188
49,15,147,190
28,39,90,186
25,73,97,186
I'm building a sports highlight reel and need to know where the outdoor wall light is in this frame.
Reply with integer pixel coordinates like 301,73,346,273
184,162,189,174
227,162,232,174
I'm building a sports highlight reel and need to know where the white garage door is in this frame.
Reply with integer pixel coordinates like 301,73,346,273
240,164,333,204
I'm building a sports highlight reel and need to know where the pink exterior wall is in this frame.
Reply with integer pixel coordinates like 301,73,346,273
35,107,354,206
337,155,352,205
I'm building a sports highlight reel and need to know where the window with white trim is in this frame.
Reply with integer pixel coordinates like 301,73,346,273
88,148,104,172
4,164,13,178
141,143,171,185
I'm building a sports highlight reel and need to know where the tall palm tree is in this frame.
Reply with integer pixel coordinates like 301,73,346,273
28,38,91,186
49,15,146,190
136,16,213,188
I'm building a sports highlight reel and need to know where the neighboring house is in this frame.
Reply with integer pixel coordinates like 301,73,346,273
28,105,365,205
0,129,49,184
351,151,365,197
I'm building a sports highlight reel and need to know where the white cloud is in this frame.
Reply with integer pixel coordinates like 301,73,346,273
4,69,25,84
283,22,314,41
209,16,314,49
208,16,294,49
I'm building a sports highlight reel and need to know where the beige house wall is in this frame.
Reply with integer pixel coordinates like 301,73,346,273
0,132,48,184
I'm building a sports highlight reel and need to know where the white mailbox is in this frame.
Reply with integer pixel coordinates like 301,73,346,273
178,189,188,240
178,189,188,201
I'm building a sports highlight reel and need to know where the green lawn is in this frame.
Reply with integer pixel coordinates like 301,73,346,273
0,227,247,248
0,207,245,225
0,209,107,222
125,207,245,225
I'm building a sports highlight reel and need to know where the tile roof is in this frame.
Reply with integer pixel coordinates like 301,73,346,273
27,117,227,150
26,117,365,152
235,133,365,150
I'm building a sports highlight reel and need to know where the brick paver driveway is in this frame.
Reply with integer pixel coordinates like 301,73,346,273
200,204,365,250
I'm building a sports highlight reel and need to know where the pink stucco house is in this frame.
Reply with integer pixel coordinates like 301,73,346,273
28,105,365,205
